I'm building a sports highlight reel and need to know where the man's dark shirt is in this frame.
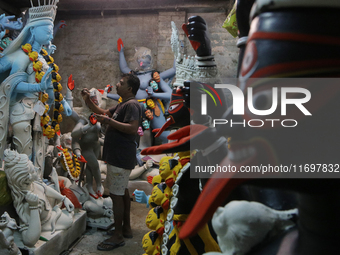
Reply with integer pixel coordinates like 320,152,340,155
102,98,142,170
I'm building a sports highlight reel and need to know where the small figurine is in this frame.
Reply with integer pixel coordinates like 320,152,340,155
145,109,154,120
149,182,171,210
158,156,182,187
149,80,159,92
142,230,162,255
145,206,166,235
142,119,150,130
0,212,21,255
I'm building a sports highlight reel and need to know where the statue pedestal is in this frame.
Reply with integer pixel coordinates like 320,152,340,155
87,216,114,230
15,210,87,255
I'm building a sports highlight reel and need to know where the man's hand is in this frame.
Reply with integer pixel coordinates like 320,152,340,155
81,88,90,101
94,113,110,124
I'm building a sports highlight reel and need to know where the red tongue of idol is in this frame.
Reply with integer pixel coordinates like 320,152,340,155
154,117,175,137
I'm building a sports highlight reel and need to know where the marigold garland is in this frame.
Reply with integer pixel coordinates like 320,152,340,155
22,43,63,139
61,148,81,180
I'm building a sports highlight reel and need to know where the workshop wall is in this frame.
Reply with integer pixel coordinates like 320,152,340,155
52,11,238,131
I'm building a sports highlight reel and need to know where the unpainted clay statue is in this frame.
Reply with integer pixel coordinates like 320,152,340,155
204,201,297,255
4,149,75,247
0,0,72,170
72,88,107,198
0,212,21,255
66,183,113,220
60,132,73,150
51,132,73,177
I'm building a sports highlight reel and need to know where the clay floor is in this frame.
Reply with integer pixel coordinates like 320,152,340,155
67,201,150,255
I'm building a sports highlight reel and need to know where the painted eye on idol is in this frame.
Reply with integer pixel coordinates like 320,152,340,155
169,104,179,112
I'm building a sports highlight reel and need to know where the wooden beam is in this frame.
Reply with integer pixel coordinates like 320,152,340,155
57,0,228,12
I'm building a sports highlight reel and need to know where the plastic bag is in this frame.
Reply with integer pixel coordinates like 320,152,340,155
222,1,238,38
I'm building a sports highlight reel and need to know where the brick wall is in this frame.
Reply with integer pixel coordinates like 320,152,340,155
52,11,238,131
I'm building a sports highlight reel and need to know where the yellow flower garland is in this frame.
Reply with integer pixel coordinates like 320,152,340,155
61,148,81,180
21,43,63,139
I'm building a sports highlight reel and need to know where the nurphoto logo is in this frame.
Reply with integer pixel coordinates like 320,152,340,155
201,84,312,128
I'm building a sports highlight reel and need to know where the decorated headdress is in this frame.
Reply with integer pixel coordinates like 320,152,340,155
28,0,59,23
3,149,29,171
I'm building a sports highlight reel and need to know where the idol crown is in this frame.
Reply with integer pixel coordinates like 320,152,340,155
29,0,59,22
170,21,217,87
